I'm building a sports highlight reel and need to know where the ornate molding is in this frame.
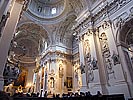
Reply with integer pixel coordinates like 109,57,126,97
101,20,111,30
41,50,73,64
73,0,132,36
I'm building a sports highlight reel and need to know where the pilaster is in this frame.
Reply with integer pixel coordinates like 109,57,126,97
0,0,24,90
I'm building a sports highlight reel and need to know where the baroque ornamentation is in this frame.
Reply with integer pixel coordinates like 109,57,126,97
73,0,132,35
84,39,90,57
99,32,110,58
111,51,120,65
80,62,85,74
101,21,111,30
86,54,94,82
59,64,64,78
3,62,20,86
105,59,116,80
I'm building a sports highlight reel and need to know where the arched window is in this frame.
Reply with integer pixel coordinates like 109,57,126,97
51,8,56,14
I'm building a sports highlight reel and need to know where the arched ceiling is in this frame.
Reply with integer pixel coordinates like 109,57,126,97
8,0,99,67
57,15,77,42
120,18,133,44
38,0,62,5
9,23,49,67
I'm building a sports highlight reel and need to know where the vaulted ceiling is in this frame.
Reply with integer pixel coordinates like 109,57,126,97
8,0,98,67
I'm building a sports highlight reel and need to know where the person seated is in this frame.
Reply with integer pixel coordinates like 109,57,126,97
86,91,92,97
53,93,56,98
80,92,85,97
96,91,102,97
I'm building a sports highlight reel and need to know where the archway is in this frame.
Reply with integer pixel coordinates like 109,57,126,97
118,18,133,82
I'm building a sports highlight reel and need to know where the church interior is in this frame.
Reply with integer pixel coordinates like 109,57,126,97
0,0,133,99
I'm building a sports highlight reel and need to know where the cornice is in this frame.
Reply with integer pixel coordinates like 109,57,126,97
41,50,73,62
73,0,132,35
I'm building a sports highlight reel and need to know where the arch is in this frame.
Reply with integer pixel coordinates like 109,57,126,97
9,23,52,66
117,18,133,46
16,22,51,44
56,14,77,44
117,18,133,82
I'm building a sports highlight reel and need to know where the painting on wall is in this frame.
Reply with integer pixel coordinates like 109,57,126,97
67,77,73,88
14,67,27,87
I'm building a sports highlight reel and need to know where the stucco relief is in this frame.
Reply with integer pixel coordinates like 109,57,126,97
129,7,133,17
83,39,98,83
114,12,128,29
74,64,81,88
73,0,132,34
105,59,116,80
84,39,90,57
99,33,110,57
101,21,111,30
99,32,116,80
111,51,120,65
86,54,94,82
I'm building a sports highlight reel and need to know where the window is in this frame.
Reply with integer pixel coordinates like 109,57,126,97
37,6,42,12
51,7,56,14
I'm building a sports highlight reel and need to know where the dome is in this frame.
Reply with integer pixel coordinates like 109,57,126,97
28,0,65,19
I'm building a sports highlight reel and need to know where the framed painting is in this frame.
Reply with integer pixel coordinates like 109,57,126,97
14,68,27,87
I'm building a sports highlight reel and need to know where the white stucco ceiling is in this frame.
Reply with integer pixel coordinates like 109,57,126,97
38,0,62,5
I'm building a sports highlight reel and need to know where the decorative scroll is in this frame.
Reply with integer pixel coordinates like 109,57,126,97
99,32,110,57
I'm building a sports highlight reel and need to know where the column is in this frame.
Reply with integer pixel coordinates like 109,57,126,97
117,45,133,97
78,36,88,92
94,30,109,94
0,0,24,90
86,31,103,94
39,68,42,97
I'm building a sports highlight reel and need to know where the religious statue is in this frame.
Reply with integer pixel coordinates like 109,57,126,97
80,62,85,74
106,59,116,80
84,39,90,57
86,56,94,82
59,64,64,78
50,77,54,88
91,57,98,70
111,51,120,65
